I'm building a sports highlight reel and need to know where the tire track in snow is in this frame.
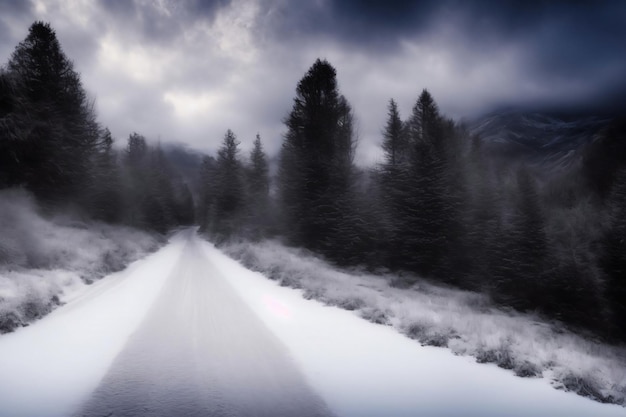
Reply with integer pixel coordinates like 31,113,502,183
0,232,185,417
75,232,333,417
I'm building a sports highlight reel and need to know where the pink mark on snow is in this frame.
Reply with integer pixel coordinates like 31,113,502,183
263,295,292,319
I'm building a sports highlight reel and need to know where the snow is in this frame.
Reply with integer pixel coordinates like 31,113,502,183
77,231,331,417
219,239,626,415
0,230,624,416
223,238,626,400
0,233,184,417
0,189,161,332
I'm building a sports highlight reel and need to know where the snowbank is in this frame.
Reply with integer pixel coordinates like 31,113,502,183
222,239,626,406
0,231,186,417
0,189,162,333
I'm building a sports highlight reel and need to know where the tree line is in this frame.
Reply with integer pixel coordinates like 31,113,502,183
2,22,625,344
199,58,626,344
197,130,272,242
0,22,194,232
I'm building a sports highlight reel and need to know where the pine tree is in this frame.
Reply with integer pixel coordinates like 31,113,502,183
325,95,364,264
464,136,503,290
278,59,359,263
0,69,25,189
248,134,269,198
397,90,450,278
246,134,270,238
212,129,245,239
89,128,123,222
492,168,549,310
120,133,184,233
5,21,99,202
173,182,195,225
144,145,177,233
126,132,148,165
122,132,150,228
379,98,411,269
198,155,218,232
381,99,408,167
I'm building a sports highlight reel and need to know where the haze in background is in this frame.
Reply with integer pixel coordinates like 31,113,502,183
0,0,624,164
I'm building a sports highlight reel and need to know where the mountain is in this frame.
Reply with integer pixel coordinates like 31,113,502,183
469,111,611,170
161,143,205,192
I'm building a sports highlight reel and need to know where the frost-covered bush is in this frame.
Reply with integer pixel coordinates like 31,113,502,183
0,189,163,333
557,371,609,403
223,238,626,406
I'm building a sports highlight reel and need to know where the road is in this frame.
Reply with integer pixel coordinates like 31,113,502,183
1,229,625,417
75,229,333,417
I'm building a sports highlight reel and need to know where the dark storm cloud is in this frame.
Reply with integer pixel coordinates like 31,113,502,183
261,0,442,51
1,0,624,165
264,0,626,111
462,2,626,77
270,0,625,54
484,1,626,112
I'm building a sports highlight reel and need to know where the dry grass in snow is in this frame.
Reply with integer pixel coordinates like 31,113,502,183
223,238,626,406
0,189,163,333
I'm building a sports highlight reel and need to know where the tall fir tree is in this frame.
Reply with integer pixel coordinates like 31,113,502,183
144,145,177,233
122,132,150,228
381,99,409,168
4,21,99,202
491,168,549,310
198,155,218,232
0,69,24,189
246,134,270,238
379,98,412,269
396,90,458,280
464,136,503,290
89,128,123,222
212,129,245,240
278,59,359,263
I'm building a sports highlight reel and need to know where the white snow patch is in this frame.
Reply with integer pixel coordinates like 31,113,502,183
221,239,626,412
0,229,624,416
0,232,186,417
0,188,162,332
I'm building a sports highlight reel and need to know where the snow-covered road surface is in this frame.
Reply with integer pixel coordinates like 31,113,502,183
0,229,625,417
76,230,331,417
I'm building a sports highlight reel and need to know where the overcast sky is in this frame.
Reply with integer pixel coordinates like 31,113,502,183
1,0,624,164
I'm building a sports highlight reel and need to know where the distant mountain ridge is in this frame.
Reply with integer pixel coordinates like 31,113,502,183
469,110,612,169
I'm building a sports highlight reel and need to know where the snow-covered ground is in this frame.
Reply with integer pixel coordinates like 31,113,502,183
0,189,162,333
223,239,626,407
77,229,331,417
0,230,185,417
0,230,624,416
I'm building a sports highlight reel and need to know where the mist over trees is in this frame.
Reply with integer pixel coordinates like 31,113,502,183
2,21,626,344
0,22,194,232
277,59,362,264
0,21,99,202
245,134,271,239
197,58,626,344
197,130,273,242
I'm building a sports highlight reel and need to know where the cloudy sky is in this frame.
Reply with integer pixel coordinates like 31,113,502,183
0,0,624,164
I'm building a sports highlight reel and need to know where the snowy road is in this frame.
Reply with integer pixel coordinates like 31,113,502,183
0,229,625,417
76,230,332,417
